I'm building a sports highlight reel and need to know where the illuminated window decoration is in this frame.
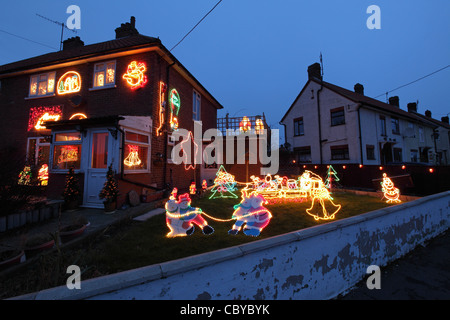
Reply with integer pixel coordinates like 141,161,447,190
190,182,197,195
69,113,87,120
381,173,401,203
28,106,63,131
169,88,181,131
300,171,341,221
255,118,265,134
239,116,251,133
324,165,341,193
228,189,272,237
165,193,214,238
124,145,142,167
29,72,56,97
57,71,81,95
18,166,32,186
156,82,167,136
57,145,79,164
123,61,147,90
38,164,49,186
209,165,238,199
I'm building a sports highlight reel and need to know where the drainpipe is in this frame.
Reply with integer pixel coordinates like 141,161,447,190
317,81,324,165
357,104,363,166
163,62,176,191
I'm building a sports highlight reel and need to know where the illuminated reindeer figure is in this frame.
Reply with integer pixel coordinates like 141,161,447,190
299,170,341,221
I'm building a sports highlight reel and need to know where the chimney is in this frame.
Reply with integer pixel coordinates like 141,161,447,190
62,36,84,50
115,16,139,39
307,63,322,81
407,102,417,113
425,110,432,118
354,83,364,95
388,96,400,108
441,116,449,124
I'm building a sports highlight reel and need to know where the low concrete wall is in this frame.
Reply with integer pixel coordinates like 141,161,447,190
13,191,450,300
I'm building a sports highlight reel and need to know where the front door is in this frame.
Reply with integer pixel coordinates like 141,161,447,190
84,131,110,208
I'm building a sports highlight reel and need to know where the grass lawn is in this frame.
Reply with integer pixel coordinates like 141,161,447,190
0,190,396,299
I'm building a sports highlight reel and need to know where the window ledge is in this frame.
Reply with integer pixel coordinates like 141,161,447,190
89,85,117,92
25,94,56,100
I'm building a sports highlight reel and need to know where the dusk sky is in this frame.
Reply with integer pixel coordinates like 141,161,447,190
1,0,449,144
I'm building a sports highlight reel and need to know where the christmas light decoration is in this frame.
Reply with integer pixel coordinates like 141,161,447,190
180,131,199,171
209,165,238,199
156,81,167,136
123,61,148,89
63,166,80,203
57,145,79,164
228,189,272,237
255,118,265,134
169,88,181,131
28,106,63,131
99,164,119,205
165,193,214,237
69,113,87,120
239,116,251,133
190,182,197,195
381,173,401,203
38,164,49,186
123,145,142,167
18,166,32,186
202,180,208,191
57,71,81,95
170,187,178,200
324,165,340,193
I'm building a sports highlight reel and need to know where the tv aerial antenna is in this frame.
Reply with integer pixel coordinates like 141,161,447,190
36,13,77,51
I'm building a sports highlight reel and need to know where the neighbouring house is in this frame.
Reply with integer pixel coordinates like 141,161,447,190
280,62,449,167
0,17,223,209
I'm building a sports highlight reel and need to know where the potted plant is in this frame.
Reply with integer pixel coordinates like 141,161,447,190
62,166,80,211
99,164,119,214
59,215,89,243
24,232,55,256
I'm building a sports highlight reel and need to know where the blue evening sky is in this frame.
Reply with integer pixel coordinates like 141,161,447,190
1,0,449,145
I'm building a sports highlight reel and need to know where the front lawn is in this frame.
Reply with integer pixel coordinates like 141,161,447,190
0,190,396,299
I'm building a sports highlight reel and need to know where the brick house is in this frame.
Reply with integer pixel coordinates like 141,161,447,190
0,17,223,209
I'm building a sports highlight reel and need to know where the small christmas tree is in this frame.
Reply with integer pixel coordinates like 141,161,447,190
324,165,341,193
63,166,80,203
18,165,32,186
99,164,119,204
209,165,238,199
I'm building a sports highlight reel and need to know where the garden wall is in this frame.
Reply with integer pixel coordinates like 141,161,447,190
14,190,450,300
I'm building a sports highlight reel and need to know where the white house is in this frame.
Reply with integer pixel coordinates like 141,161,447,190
280,63,447,166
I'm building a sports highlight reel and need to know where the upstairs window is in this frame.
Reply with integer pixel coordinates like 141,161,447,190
93,61,116,89
379,116,386,136
193,90,201,121
29,72,56,97
391,117,400,135
330,107,345,126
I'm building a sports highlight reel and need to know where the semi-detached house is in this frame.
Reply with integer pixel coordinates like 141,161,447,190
0,17,223,209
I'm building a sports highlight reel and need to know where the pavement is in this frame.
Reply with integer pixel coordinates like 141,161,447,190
1,198,449,300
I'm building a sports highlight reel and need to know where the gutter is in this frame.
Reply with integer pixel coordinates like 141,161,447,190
163,62,176,190
317,79,324,164
357,103,363,165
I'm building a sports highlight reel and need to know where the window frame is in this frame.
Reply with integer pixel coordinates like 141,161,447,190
330,107,345,127
366,144,375,160
91,60,117,90
193,90,201,122
379,115,387,136
293,117,304,136
294,146,311,163
123,129,151,173
393,147,403,163
27,136,51,167
51,131,83,172
410,149,419,163
391,117,400,135
28,71,56,98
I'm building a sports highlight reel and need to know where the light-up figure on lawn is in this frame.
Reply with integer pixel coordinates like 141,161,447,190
228,189,272,237
381,173,401,203
165,193,214,237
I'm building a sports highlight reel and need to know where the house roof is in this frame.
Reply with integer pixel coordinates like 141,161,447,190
0,34,223,109
281,78,441,128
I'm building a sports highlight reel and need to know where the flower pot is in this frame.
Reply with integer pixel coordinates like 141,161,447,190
0,250,26,270
25,239,55,256
59,224,87,243
103,201,117,214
